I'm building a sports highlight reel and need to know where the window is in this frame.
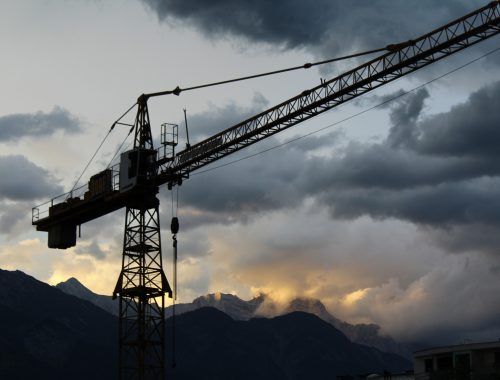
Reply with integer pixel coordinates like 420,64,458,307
494,351,500,366
425,358,433,372
455,353,471,371
437,355,453,370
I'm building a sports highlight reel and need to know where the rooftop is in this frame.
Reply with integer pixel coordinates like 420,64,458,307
414,340,500,357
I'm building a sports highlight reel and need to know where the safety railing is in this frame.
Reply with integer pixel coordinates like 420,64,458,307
32,163,120,224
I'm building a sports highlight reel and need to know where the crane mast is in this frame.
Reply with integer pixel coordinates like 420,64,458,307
113,99,172,379
30,2,500,379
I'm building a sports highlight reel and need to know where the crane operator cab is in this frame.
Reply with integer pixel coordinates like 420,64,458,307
119,148,159,208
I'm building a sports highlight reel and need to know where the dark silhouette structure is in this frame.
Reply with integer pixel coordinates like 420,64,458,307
32,2,500,379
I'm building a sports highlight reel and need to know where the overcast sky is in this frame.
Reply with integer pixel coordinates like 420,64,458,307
1,0,500,344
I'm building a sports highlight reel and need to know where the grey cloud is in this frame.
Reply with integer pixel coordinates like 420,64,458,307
0,155,63,201
0,202,31,238
345,254,500,343
0,106,82,142
187,93,268,142
387,88,429,148
170,80,500,255
79,210,124,251
74,241,106,260
354,88,408,110
287,129,344,152
431,224,500,256
154,94,268,155
177,136,307,215
159,136,315,233
370,89,407,108
160,94,328,224
162,208,242,231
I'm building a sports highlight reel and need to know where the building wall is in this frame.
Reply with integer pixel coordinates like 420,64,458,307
414,345,500,379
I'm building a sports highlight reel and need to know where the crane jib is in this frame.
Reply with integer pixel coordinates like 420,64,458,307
158,1,500,180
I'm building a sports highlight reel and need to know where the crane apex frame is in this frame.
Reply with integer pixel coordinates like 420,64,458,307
31,1,500,379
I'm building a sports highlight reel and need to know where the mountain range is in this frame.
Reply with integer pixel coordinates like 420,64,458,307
0,269,116,379
0,269,411,379
56,277,416,359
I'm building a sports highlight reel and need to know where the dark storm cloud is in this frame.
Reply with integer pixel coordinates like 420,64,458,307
322,177,500,226
403,84,500,158
140,0,333,49
309,82,500,226
0,106,82,142
0,155,63,200
305,144,499,191
139,0,480,57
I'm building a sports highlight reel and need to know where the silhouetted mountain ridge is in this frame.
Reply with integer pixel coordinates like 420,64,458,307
1,269,410,379
0,269,116,379
166,307,410,379
55,276,117,315
284,296,417,358
55,277,415,358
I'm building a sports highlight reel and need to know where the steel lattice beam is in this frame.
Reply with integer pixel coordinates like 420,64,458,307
114,205,170,380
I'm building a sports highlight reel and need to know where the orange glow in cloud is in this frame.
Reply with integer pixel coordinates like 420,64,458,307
342,288,369,306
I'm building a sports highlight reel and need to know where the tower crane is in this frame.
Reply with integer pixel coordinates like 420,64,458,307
32,2,500,379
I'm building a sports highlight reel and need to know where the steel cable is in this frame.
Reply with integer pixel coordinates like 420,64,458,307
145,47,388,98
191,46,500,177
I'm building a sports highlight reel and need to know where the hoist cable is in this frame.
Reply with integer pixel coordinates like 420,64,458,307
176,186,179,218
191,45,500,177
171,189,175,219
173,187,178,299
170,186,180,368
145,47,388,98
171,231,177,369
